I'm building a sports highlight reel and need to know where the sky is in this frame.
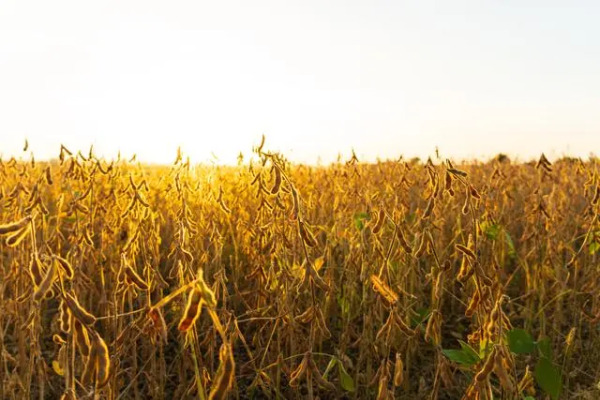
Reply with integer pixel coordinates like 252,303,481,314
1,1,599,165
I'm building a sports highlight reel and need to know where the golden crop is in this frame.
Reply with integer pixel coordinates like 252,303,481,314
0,142,598,399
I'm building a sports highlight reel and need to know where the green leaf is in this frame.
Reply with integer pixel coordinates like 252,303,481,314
523,397,536,400
337,362,355,392
353,212,370,231
535,357,562,400
482,221,500,241
458,340,481,362
589,241,600,255
322,358,337,380
441,348,480,366
504,230,516,258
337,295,351,318
507,329,536,354
537,338,553,360
410,307,430,327
479,340,493,358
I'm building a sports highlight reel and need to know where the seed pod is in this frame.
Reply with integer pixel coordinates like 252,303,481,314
74,320,91,357
83,229,94,246
423,195,435,219
462,187,471,215
315,306,332,339
180,248,194,263
414,233,427,258
592,186,600,206
53,334,67,345
6,224,31,247
309,357,336,391
125,264,149,291
289,353,309,388
493,352,512,390
93,331,110,388
376,312,394,342
270,167,282,195
448,168,468,177
475,347,497,382
178,288,203,332
59,300,72,333
517,366,534,393
0,215,32,235
456,244,476,260
444,171,453,191
295,306,315,324
29,253,44,286
372,209,385,234
135,191,150,207
377,369,389,400
298,221,318,247
393,353,404,387
394,313,416,337
217,194,231,214
148,307,168,344
370,275,399,305
33,260,56,301
396,227,412,253
469,185,481,200
208,343,236,400
64,292,97,326
81,342,97,386
197,277,217,308
465,288,481,317
53,256,74,280
44,166,53,185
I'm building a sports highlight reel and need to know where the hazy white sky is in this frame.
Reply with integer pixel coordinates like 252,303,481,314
1,1,599,164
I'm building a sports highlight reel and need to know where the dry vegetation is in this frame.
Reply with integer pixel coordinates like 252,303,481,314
1,139,600,399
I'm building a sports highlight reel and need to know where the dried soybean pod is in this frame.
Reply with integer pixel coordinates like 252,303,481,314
33,260,56,301
6,224,31,247
444,171,453,191
148,307,168,343
288,353,309,388
270,167,282,195
125,264,149,291
93,331,110,388
178,288,203,332
81,336,98,386
59,299,72,333
53,255,74,280
64,292,97,326
396,226,412,253
414,233,427,258
29,252,43,286
456,244,476,260
465,288,481,317
44,166,53,185
469,184,481,200
208,343,236,400
448,168,468,177
393,353,404,387
423,195,435,219
372,209,385,234
592,185,600,205
462,186,471,215
74,320,91,357
197,277,217,308
475,346,497,382
0,215,32,235
298,221,318,247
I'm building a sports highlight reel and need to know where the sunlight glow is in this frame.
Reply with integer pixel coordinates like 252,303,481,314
1,1,599,164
